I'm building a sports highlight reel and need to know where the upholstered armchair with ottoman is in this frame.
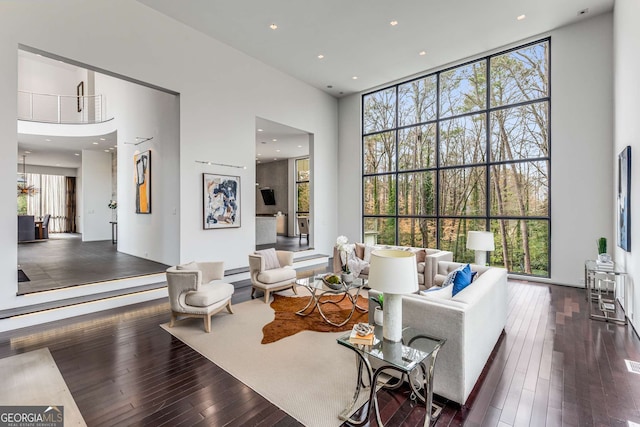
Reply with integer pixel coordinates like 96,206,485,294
249,249,298,303
165,261,235,333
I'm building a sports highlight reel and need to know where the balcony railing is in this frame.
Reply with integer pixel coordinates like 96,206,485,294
18,90,110,124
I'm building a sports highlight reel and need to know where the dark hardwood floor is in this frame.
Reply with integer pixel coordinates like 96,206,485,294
18,233,170,295
1,280,639,426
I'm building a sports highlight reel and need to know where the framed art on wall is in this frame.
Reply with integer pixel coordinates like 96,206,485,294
617,145,631,251
203,173,240,229
134,150,151,214
76,81,84,112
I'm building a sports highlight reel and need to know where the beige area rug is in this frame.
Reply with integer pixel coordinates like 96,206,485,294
161,289,372,427
0,347,86,426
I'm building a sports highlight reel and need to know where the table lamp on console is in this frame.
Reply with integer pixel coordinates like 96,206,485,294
368,249,418,342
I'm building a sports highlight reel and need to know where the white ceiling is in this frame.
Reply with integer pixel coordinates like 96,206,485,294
255,117,309,165
137,0,614,97
18,132,117,169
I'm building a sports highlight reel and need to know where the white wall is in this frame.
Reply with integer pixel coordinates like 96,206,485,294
94,72,180,265
0,0,337,315
18,52,86,122
337,13,614,288
81,150,111,241
337,94,362,244
614,0,640,329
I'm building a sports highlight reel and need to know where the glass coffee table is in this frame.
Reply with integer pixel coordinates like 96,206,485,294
337,326,445,427
295,275,368,327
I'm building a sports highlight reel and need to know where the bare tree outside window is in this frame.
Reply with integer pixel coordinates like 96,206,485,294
362,39,550,277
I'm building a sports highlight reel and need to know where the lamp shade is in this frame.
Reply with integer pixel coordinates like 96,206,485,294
466,231,495,251
367,249,418,294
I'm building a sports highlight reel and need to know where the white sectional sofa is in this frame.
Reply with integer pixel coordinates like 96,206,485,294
333,243,453,290
368,261,508,405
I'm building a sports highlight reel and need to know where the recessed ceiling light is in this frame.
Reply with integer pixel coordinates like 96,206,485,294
257,153,262,156
45,138,51,142
99,138,106,141
517,14,526,21
419,51,427,56
297,145,303,148
317,54,324,59
24,151,31,154
92,142,99,145
276,149,281,152
352,76,358,80
257,160,261,164
270,23,278,30
104,150,110,153
109,147,114,150
272,138,277,142
257,128,263,132
274,158,278,161
390,20,398,26
74,153,80,156
55,164,60,166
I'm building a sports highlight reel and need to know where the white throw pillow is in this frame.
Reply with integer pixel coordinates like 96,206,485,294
255,248,281,270
420,284,453,299
177,261,199,270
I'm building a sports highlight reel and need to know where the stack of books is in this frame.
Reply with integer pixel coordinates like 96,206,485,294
349,323,374,346
596,259,614,269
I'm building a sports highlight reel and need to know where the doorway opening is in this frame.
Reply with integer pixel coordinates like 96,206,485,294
255,117,313,252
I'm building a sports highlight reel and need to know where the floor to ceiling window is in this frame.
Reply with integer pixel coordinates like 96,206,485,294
362,39,550,277
296,157,310,218
18,172,76,233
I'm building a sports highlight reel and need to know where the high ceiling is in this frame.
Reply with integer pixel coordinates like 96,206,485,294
137,0,614,97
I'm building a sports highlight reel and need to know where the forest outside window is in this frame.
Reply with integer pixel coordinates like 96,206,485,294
362,39,550,277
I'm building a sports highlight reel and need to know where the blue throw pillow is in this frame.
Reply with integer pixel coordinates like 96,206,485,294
452,264,473,297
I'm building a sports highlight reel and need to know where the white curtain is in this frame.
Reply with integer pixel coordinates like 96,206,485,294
25,173,67,233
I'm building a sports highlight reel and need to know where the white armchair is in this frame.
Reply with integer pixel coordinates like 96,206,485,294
165,261,234,332
248,250,298,303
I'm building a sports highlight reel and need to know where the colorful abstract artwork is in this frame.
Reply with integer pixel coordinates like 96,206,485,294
203,173,240,229
134,150,151,214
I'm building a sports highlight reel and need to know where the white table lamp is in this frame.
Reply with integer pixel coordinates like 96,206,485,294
368,249,418,342
467,231,495,266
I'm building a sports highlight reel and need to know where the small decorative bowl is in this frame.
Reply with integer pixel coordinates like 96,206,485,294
322,274,344,290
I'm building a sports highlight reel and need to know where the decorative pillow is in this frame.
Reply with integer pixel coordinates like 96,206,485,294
442,265,464,287
363,245,375,263
354,243,366,260
255,248,281,270
412,248,426,263
177,261,199,270
420,284,453,299
452,264,474,297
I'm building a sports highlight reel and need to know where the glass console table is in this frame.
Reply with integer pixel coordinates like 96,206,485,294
337,326,445,427
584,260,628,325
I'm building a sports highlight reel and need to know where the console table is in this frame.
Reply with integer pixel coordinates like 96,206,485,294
584,260,628,325
337,327,445,426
